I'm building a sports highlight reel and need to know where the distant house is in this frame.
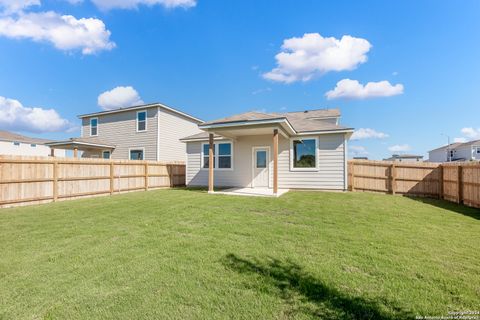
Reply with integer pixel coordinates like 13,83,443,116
428,140,480,162
181,108,353,193
353,156,368,160
0,130,65,157
383,154,423,162
46,103,203,161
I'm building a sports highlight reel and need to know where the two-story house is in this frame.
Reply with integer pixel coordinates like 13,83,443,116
47,103,203,161
428,139,480,162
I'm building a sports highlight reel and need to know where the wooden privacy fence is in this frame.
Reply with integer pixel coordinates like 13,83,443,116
348,160,480,209
0,155,186,208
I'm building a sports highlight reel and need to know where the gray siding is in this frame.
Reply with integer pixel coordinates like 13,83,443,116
81,108,158,160
158,108,202,162
186,133,346,190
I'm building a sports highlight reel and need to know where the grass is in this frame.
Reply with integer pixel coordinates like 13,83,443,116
0,189,479,319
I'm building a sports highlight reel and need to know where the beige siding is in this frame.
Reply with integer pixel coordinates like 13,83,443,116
81,108,158,160
158,108,202,162
186,133,346,190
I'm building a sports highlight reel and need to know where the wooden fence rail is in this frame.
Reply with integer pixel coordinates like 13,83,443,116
0,155,186,208
348,160,480,209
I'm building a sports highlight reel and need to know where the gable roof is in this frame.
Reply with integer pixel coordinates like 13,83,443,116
77,102,204,123
0,130,52,145
198,108,351,134
429,140,480,153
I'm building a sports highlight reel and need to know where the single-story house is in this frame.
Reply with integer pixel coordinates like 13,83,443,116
0,130,65,157
383,154,424,162
180,109,353,194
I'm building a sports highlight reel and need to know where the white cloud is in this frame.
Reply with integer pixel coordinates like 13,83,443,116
388,144,411,152
98,86,144,110
263,33,371,83
252,87,271,95
0,0,39,13
461,127,480,140
325,79,404,100
453,137,467,143
351,128,389,140
349,145,369,156
0,96,71,133
0,11,115,55
90,0,196,10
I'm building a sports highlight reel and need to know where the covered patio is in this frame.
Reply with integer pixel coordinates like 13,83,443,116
45,138,115,158
198,114,296,197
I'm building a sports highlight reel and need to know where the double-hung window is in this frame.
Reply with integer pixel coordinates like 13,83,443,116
476,147,480,154
291,138,318,170
102,151,111,159
130,149,144,160
90,118,98,136
202,142,232,169
137,111,147,132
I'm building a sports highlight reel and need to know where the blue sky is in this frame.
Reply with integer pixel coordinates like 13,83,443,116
1,0,479,159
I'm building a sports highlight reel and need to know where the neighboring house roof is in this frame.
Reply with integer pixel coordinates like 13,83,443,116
45,137,115,149
196,108,352,135
77,102,204,123
383,154,424,161
428,140,480,153
0,130,52,145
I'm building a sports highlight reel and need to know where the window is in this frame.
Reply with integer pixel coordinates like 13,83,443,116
102,151,111,159
202,142,233,169
256,150,267,168
137,111,147,132
90,118,98,136
203,144,215,169
291,138,317,169
13,141,20,146
476,147,480,154
30,144,36,147
218,143,232,169
130,149,144,160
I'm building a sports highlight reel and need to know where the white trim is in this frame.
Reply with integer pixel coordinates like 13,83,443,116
90,117,98,137
251,146,271,188
289,137,319,172
45,141,115,148
295,129,354,136
157,106,161,161
136,110,147,133
180,136,226,142
77,103,204,123
343,134,348,190
129,147,145,160
200,140,234,171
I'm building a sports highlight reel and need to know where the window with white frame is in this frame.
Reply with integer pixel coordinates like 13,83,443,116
291,138,317,169
202,142,232,169
130,149,144,160
137,111,147,132
90,118,98,136
13,141,20,146
102,151,111,159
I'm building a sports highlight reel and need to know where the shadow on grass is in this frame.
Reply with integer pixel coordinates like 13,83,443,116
222,254,413,320
407,197,480,220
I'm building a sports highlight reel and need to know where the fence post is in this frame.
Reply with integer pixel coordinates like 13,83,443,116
458,165,463,204
110,162,114,195
438,164,443,199
391,163,396,195
53,160,58,202
350,162,355,192
169,164,174,188
144,162,149,191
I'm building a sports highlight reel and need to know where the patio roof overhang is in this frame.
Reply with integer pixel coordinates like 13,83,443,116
199,118,295,138
45,140,115,151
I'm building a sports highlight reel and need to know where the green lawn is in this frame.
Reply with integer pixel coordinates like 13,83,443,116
0,189,479,319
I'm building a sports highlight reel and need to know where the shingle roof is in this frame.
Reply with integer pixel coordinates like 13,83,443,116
198,108,351,133
180,132,223,141
0,130,52,145
45,137,115,148
429,140,480,153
